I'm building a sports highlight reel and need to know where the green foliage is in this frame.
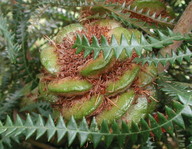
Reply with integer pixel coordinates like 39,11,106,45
0,93,20,121
0,96,191,148
0,15,20,63
0,135,20,149
104,2,175,28
73,29,186,59
101,4,155,34
20,101,52,118
0,78,191,147
124,5,175,27
158,77,192,105
36,0,96,7
12,2,39,86
0,84,31,120
134,48,192,66
174,128,186,149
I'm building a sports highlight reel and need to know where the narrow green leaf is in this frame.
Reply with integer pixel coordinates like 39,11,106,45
13,115,24,136
174,115,185,129
90,118,101,149
25,114,36,139
111,35,122,58
0,121,7,134
182,105,192,117
148,115,162,140
74,34,83,53
148,36,163,48
134,48,192,66
139,118,150,143
157,112,173,135
130,34,142,55
90,117,98,132
78,118,89,147
173,101,184,113
36,115,46,140
92,36,101,59
67,116,78,146
101,35,110,59
178,94,192,106
46,115,56,141
101,121,113,148
121,121,129,133
129,122,139,144
83,35,91,58
140,35,151,51
56,115,66,142
5,116,16,136
112,121,124,146
165,106,185,128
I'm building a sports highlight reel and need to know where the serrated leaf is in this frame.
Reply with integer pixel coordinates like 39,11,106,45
36,115,46,140
67,117,78,146
101,121,113,147
25,114,36,139
5,116,16,136
13,115,24,136
78,118,89,147
182,105,192,117
139,118,150,143
129,122,139,144
148,115,162,140
148,36,163,48
46,115,56,141
101,35,111,59
56,115,66,142
90,118,101,148
157,113,173,135
135,48,192,67
111,121,124,147
73,29,186,60
165,105,185,128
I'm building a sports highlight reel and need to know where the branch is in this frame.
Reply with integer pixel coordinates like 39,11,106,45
158,1,192,73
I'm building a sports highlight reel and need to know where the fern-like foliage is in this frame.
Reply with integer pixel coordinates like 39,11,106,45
0,69,12,99
12,2,39,88
36,0,96,7
101,4,154,34
104,2,175,28
20,101,52,118
0,15,20,63
124,5,175,27
73,29,186,59
158,77,192,105
0,96,191,148
0,84,31,120
0,96,19,121
139,137,156,149
134,48,192,66
174,127,186,149
0,134,20,149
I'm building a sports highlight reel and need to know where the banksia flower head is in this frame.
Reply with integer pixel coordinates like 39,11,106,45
35,0,175,124
39,20,157,124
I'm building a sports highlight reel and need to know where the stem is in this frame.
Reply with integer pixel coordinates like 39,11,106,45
158,1,192,73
